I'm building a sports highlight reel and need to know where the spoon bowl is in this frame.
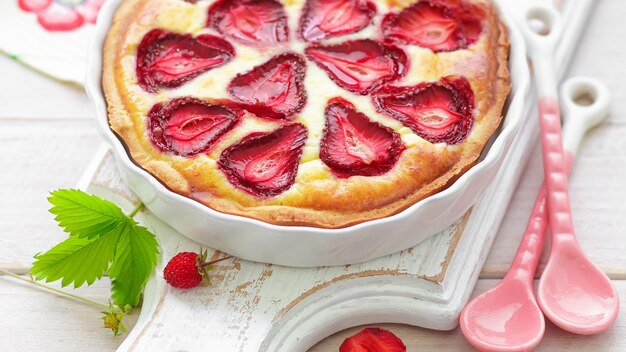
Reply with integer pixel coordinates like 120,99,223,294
461,278,544,352
538,238,619,334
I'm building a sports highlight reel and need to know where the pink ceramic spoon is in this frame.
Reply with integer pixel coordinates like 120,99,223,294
460,77,610,351
521,5,619,335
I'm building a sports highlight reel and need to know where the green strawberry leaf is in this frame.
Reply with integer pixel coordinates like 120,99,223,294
48,189,127,239
109,222,159,306
30,226,122,288
32,189,160,307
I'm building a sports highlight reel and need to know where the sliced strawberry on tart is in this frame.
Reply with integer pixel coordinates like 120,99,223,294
381,0,484,52
373,76,475,144
148,97,242,156
207,0,289,47
299,0,377,42
305,39,408,95
103,0,511,228
320,98,404,177
228,53,307,119
218,123,308,197
136,29,235,92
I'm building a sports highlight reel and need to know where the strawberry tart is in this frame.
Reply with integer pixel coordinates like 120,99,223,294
102,0,510,228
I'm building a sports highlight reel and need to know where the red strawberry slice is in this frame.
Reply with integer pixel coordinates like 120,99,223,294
305,39,407,95
228,53,307,119
381,0,483,52
148,97,241,156
339,327,406,352
207,0,289,47
320,98,404,177
218,123,308,198
299,0,376,42
137,29,235,93
373,76,475,144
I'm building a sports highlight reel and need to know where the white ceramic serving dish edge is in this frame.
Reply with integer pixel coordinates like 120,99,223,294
85,0,530,267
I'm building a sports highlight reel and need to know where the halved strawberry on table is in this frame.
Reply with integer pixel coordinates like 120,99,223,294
305,39,407,95
218,123,308,198
148,97,242,156
321,98,404,177
136,29,235,93
207,0,289,47
228,53,307,119
299,0,376,42
381,0,483,52
373,76,475,145
339,327,406,352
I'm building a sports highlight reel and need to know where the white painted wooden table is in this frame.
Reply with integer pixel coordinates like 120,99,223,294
1,0,625,350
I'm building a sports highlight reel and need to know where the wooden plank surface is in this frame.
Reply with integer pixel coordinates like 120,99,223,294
0,276,138,351
0,119,102,271
2,277,624,352
1,0,625,350
0,55,93,119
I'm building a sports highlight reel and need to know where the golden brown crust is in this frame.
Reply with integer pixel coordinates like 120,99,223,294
103,0,511,228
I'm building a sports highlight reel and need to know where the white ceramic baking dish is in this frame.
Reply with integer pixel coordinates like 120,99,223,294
86,0,529,267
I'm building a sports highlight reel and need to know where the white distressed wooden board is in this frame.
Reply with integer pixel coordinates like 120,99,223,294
71,1,594,350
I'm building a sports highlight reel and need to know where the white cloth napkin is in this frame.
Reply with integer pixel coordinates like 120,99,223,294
0,0,105,85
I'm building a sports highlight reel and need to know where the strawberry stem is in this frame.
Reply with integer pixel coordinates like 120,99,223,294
128,202,145,218
201,255,234,267
0,268,109,310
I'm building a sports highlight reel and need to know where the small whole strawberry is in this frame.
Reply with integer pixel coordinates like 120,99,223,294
163,249,233,289
339,327,406,352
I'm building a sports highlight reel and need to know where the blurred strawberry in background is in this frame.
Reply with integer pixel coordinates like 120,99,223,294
18,0,105,31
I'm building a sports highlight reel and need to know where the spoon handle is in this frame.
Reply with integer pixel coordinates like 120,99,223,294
538,97,577,243
509,153,573,283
